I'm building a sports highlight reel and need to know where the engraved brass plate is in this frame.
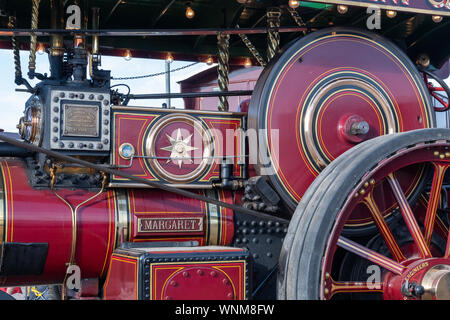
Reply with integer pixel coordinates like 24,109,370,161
63,104,99,137
137,217,203,233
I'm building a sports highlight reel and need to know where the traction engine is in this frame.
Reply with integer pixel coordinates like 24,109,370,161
0,0,449,300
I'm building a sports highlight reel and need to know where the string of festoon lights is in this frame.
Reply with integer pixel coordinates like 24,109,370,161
287,0,443,23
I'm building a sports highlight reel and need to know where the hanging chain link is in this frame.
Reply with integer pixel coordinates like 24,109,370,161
111,61,200,80
286,6,307,35
266,7,281,62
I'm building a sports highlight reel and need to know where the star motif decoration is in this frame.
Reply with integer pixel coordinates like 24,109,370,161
160,128,198,169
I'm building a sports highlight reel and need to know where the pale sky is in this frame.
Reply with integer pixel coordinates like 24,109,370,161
0,48,448,132
0,49,212,132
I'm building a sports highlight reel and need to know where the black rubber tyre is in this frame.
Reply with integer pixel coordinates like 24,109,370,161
277,128,450,300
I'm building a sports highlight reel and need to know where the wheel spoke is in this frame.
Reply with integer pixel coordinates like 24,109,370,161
424,163,448,246
432,92,449,109
386,173,432,258
362,192,406,262
330,279,383,297
338,236,406,275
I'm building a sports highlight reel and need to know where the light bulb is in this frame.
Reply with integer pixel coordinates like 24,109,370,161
244,58,252,68
337,5,348,14
185,6,195,19
432,15,443,23
37,44,45,55
288,0,300,8
205,56,214,65
166,53,174,63
386,10,397,18
124,50,132,61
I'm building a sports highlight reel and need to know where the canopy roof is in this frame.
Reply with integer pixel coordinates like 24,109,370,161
0,0,448,68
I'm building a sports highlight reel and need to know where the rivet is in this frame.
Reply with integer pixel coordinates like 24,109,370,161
164,296,172,300
210,271,217,277
325,273,330,280
227,293,233,299
222,279,229,285
364,182,369,188
197,270,204,276
359,189,365,195
354,193,359,198
170,281,177,287
370,179,375,185
183,271,189,278
324,288,329,295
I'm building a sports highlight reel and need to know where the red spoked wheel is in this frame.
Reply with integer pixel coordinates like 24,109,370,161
279,129,450,300
422,69,450,112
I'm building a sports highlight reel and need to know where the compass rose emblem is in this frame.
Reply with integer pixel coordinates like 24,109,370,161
160,128,198,168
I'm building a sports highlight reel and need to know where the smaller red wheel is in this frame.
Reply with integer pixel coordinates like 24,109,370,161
421,68,450,112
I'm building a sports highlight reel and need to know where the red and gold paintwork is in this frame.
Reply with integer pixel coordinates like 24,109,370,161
103,247,249,300
321,143,450,300
0,159,234,287
110,107,245,187
249,28,435,212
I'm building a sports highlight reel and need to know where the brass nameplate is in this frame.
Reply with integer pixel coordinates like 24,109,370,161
63,104,99,137
137,217,203,233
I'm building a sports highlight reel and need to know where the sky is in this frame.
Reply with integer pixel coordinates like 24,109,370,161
0,49,213,132
0,48,448,132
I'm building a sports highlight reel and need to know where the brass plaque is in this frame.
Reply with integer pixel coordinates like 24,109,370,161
137,217,203,233
63,104,99,137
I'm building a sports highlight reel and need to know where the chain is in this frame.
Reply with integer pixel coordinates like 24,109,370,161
286,6,307,35
266,7,281,62
111,61,200,80
237,24,267,67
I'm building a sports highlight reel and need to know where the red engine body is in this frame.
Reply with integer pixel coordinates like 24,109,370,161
0,159,234,287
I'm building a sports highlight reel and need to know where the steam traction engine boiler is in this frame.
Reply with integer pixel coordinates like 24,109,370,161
0,0,449,300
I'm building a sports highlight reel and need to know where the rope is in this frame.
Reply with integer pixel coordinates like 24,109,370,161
8,16,22,83
217,32,230,111
111,61,200,80
28,0,41,77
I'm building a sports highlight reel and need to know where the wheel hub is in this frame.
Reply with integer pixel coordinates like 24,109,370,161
383,257,450,300
421,264,450,300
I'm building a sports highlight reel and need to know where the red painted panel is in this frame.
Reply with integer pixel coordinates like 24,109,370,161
103,255,139,300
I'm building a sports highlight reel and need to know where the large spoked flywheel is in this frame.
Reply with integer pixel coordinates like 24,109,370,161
249,28,435,215
279,128,450,300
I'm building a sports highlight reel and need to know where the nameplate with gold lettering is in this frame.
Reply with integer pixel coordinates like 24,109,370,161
137,217,204,233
